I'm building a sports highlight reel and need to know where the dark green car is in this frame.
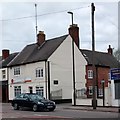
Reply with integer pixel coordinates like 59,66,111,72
11,93,56,112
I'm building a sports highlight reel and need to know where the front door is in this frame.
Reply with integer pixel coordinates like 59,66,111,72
29,87,33,93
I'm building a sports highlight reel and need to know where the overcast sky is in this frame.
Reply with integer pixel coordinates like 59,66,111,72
0,0,119,55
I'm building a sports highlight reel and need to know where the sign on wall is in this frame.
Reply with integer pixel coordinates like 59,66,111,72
110,68,120,80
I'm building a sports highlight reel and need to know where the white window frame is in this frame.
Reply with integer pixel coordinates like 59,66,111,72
14,67,20,76
36,86,44,97
89,86,93,95
88,70,93,79
2,70,6,79
14,86,21,97
98,88,103,97
36,67,43,78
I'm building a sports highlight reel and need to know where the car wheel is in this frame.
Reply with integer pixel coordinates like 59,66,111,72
33,104,38,112
13,103,19,110
19,106,23,111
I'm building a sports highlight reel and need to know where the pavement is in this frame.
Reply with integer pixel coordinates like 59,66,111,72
1,102,120,113
63,105,120,113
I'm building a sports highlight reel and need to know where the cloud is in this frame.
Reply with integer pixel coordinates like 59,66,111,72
0,1,118,55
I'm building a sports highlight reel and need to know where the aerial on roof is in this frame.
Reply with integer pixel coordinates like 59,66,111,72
81,49,120,68
8,35,68,67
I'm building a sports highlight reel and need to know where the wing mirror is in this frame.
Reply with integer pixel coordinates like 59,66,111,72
25,97,30,101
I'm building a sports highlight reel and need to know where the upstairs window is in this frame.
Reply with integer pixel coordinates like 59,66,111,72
2,70,6,79
88,70,93,79
14,67,20,76
36,68,43,78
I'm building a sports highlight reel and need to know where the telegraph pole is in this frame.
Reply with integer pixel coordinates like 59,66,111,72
91,3,97,109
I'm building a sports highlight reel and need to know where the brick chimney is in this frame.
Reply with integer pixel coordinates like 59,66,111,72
107,45,113,55
37,31,45,45
2,49,10,60
68,24,79,48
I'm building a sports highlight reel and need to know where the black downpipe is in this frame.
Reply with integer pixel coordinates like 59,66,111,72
47,61,51,100
45,61,47,99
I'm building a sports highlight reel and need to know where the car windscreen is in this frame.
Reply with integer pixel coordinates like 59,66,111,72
29,94,44,101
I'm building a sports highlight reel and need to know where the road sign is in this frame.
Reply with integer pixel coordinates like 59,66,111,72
110,68,120,80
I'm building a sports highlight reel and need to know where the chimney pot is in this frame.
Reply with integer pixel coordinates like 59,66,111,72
107,45,113,55
37,31,45,45
68,24,79,48
2,49,10,60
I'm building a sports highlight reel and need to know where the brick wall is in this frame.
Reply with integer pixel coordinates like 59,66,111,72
86,65,110,98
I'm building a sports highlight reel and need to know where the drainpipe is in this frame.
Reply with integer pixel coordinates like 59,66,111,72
47,61,51,100
45,61,48,99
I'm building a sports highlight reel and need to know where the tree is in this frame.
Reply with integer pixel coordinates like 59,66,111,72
114,49,120,62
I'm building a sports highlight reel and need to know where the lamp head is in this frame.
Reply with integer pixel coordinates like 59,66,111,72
67,11,73,14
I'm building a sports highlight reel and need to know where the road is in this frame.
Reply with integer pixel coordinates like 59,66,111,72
1,103,120,119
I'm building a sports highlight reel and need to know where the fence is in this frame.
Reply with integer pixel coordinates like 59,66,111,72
76,88,87,98
51,89,62,100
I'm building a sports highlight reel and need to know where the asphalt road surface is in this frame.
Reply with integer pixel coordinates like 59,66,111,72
1,103,120,119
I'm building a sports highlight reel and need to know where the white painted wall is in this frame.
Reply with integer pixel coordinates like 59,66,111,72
76,98,105,106
8,35,87,101
49,35,87,100
76,87,115,106
8,61,47,100
111,80,120,106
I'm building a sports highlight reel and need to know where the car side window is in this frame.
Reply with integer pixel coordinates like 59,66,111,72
18,94,24,98
23,94,29,99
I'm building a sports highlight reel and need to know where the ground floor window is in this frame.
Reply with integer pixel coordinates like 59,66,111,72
14,86,21,97
88,86,93,95
36,86,44,97
98,88,103,97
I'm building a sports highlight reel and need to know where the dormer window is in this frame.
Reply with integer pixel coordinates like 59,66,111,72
36,68,43,78
14,67,20,76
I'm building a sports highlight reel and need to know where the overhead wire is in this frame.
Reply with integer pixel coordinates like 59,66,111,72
0,5,90,22
1,4,118,44
1,5,90,43
96,5,118,30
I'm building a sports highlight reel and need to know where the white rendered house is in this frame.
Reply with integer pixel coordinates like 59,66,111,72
8,25,87,102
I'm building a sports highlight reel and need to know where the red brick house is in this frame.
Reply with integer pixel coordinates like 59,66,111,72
81,45,120,99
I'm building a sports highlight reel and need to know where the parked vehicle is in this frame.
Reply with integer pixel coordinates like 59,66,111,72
11,93,56,112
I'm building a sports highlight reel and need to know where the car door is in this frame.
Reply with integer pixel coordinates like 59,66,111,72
16,94,24,107
23,94,33,108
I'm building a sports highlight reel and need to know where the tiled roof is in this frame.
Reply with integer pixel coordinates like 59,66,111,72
0,52,19,68
81,49,120,68
8,35,68,67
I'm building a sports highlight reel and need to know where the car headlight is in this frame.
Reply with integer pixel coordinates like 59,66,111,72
37,102,44,105
53,102,55,105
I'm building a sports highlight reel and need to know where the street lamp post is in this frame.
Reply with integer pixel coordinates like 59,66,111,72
101,79,105,106
67,11,76,106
